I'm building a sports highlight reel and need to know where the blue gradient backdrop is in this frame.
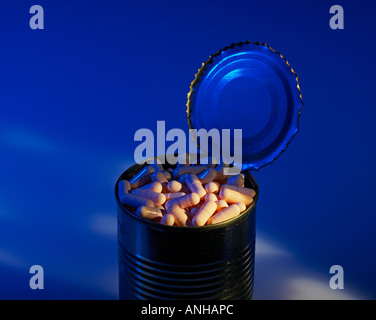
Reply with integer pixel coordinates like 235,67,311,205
0,0,375,299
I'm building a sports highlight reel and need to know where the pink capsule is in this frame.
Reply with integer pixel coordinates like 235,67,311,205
226,174,245,187
197,168,217,184
192,200,217,227
163,171,172,181
236,202,247,213
129,166,155,188
207,204,241,225
219,188,253,206
189,207,200,216
118,180,131,198
185,174,206,198
221,184,256,198
164,192,186,200
151,171,169,184
148,159,164,172
216,200,228,212
205,193,218,202
167,180,183,193
137,206,163,219
160,213,175,226
205,181,220,194
167,205,189,227
140,181,163,193
165,193,200,210
120,193,154,208
173,165,207,178
132,188,166,206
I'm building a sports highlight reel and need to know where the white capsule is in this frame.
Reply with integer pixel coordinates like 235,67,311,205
120,193,154,208
185,174,206,198
137,206,163,219
132,188,166,206
221,184,256,197
118,180,131,198
236,202,247,213
219,188,253,206
205,181,220,194
167,180,182,193
151,171,169,184
205,193,218,202
207,204,241,225
192,200,217,227
160,213,175,226
226,174,245,187
165,193,200,210
214,163,233,181
163,171,172,181
178,173,188,184
130,166,155,188
197,168,217,184
140,181,163,193
167,205,189,227
148,158,164,172
189,207,200,216
216,200,228,212
173,165,207,178
164,192,186,200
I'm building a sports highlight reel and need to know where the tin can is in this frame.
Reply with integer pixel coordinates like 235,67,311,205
116,162,259,300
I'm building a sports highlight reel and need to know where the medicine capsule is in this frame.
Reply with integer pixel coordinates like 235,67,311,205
137,206,163,219
219,188,253,206
118,180,131,197
167,180,183,193
151,171,169,184
164,192,186,200
221,184,256,198
163,171,172,181
148,159,164,172
205,193,218,202
192,200,217,227
226,174,245,187
167,205,189,227
216,200,228,212
120,193,154,208
207,204,241,225
140,181,163,193
236,202,247,213
189,206,200,216
205,181,220,194
185,174,207,198
178,173,188,184
214,163,232,180
132,189,166,206
197,168,217,184
129,165,155,188
165,193,200,210
173,165,207,178
160,213,175,226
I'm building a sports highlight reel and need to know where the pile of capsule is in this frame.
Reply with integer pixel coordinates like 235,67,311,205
117,155,256,227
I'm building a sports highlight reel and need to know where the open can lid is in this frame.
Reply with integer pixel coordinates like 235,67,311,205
187,41,303,171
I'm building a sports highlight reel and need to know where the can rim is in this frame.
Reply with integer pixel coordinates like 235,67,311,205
115,159,259,231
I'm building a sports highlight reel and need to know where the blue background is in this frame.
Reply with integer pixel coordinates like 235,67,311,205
0,0,375,299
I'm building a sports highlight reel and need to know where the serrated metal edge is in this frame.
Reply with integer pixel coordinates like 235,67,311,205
186,40,304,171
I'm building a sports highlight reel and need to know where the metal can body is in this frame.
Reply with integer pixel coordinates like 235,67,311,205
116,163,258,300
